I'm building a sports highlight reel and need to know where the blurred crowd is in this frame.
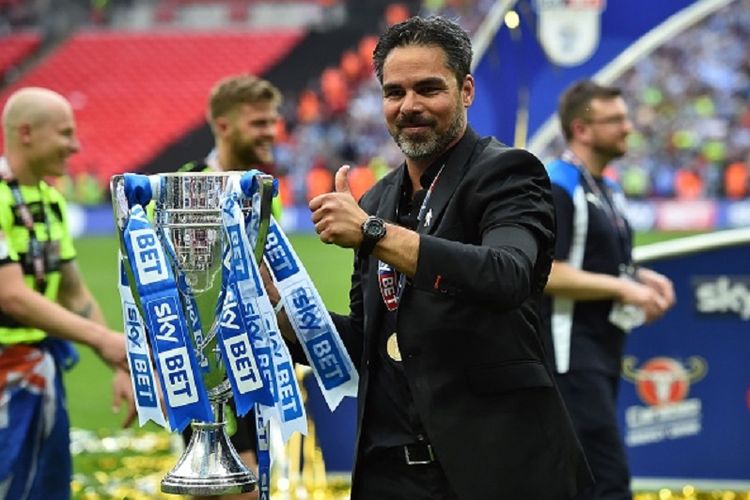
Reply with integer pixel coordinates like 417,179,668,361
2,0,749,204
542,0,750,200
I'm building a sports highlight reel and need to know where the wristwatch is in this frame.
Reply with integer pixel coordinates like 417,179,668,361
359,216,387,257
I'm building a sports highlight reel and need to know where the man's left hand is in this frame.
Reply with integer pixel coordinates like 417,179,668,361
638,267,676,310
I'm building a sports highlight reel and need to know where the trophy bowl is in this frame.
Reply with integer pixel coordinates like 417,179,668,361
112,171,275,495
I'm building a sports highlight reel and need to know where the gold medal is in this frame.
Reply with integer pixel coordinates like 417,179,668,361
386,332,402,361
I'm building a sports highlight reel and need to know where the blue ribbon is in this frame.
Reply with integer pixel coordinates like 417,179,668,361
118,257,169,429
264,217,359,410
123,173,153,207
255,408,271,500
232,174,307,497
158,231,211,376
235,178,306,439
121,204,212,431
217,191,272,416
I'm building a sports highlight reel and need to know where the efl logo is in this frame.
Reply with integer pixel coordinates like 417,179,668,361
623,356,707,406
622,356,707,446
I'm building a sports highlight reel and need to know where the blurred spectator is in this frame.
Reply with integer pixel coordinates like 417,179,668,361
674,168,704,200
620,164,650,199
320,67,349,115
725,161,749,199
297,90,322,124
347,164,376,201
539,0,750,200
385,2,410,26
305,161,333,201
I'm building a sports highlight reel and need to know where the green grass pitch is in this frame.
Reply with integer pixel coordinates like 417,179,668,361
65,230,701,431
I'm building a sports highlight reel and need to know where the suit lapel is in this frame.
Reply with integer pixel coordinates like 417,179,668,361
417,128,480,235
362,166,403,337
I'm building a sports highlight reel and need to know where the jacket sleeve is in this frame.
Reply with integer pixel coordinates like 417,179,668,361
411,148,555,310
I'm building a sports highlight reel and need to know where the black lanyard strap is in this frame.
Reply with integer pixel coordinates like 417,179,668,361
5,178,50,293
561,150,631,265
379,163,447,311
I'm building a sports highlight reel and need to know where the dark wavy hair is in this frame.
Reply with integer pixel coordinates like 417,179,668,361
373,16,473,86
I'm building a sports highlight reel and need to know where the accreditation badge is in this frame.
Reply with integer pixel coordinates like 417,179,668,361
44,240,61,269
0,231,8,260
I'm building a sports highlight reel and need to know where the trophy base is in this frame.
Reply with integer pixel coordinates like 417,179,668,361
161,420,257,496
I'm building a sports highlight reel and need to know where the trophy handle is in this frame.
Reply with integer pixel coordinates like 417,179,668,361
110,174,148,321
110,175,128,233
253,173,276,262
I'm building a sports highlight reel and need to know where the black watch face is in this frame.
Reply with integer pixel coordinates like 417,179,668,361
364,218,385,238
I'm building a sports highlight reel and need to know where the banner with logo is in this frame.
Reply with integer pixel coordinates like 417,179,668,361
623,231,750,486
469,0,717,148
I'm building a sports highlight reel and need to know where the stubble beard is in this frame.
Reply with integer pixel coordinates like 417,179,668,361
393,109,465,161
232,139,272,167
592,135,629,164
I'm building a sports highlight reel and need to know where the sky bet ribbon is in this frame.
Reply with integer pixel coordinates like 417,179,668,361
159,235,210,376
218,189,269,417
223,183,307,439
117,253,169,430
224,179,305,500
264,216,358,410
121,193,213,431
239,170,307,436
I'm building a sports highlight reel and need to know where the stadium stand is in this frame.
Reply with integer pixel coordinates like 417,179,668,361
0,32,41,83
0,30,303,183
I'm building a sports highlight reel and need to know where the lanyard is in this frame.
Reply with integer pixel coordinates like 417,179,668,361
379,163,446,311
0,157,50,292
561,150,631,265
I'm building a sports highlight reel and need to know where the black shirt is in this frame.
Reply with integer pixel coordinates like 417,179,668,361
360,153,447,453
542,163,633,375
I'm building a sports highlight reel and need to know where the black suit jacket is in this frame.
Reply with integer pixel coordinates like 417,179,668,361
329,128,592,499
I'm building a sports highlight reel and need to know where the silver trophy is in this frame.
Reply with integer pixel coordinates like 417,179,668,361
111,171,275,496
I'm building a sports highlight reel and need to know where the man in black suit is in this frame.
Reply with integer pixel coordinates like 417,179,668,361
275,16,592,499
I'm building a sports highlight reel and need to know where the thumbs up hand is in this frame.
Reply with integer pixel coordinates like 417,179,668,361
335,164,352,194
309,165,369,248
